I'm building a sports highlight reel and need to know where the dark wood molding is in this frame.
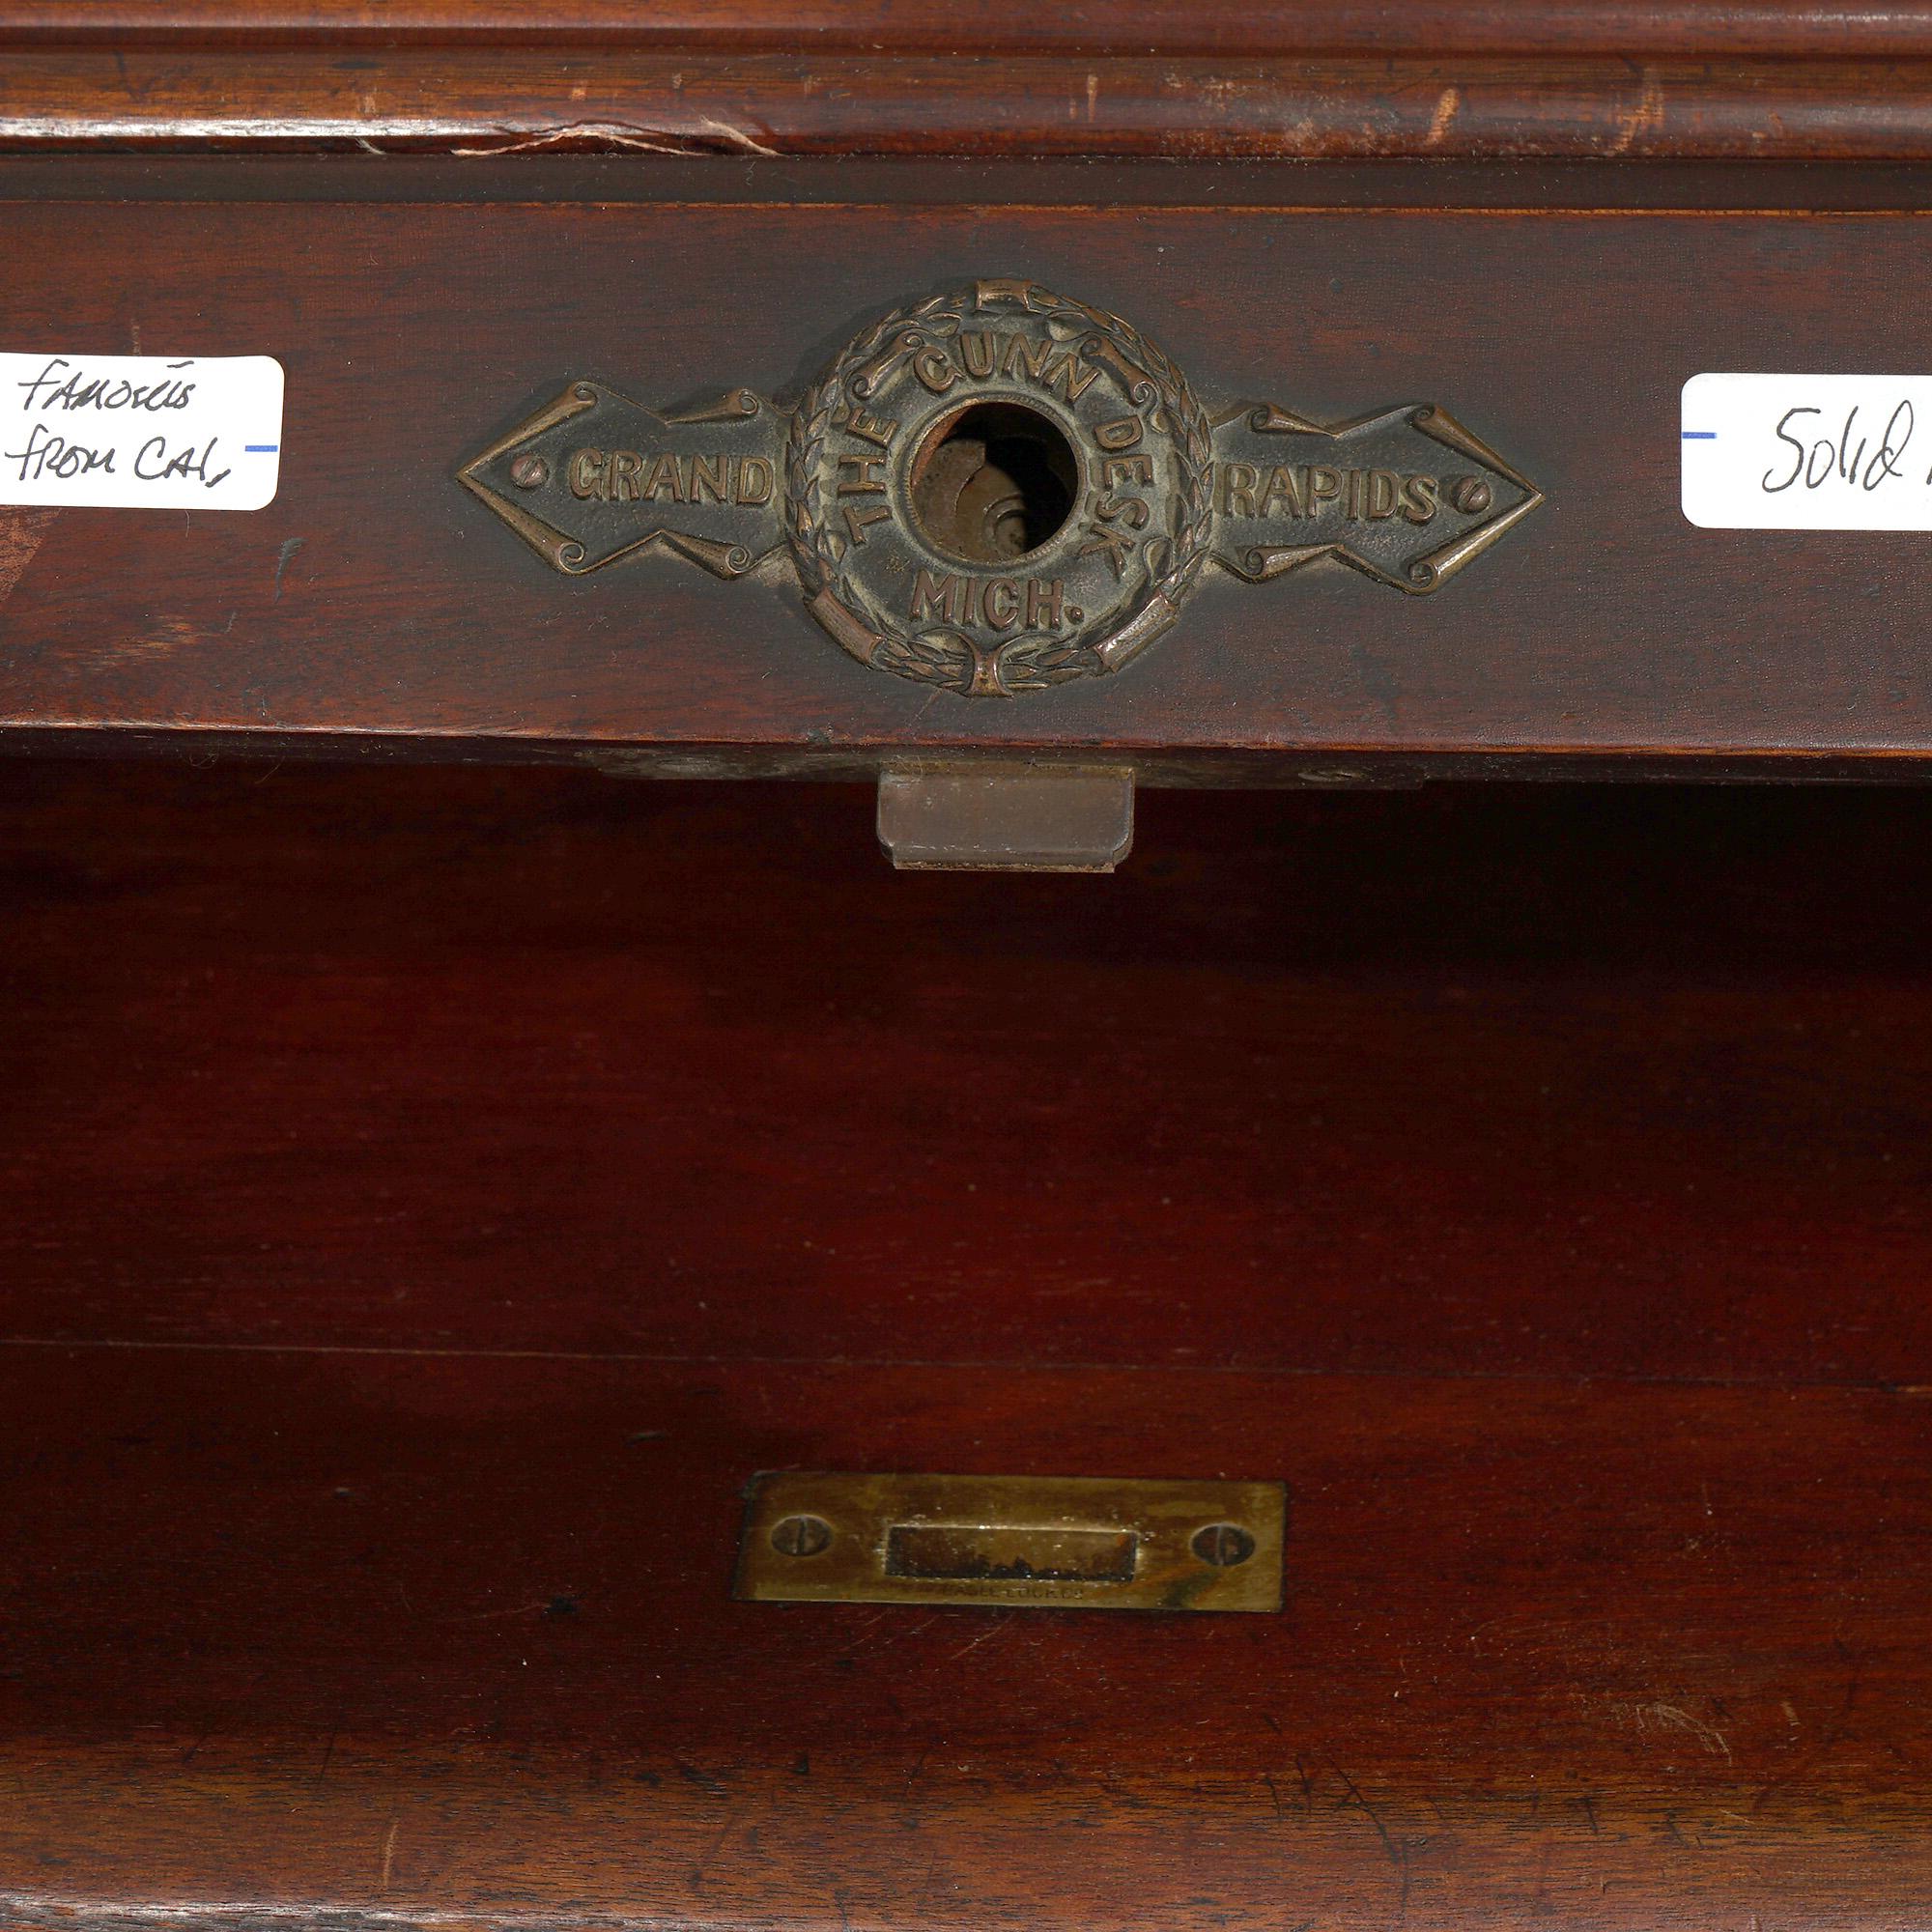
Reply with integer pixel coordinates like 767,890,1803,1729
6,0,1932,59
8,45,1932,160
17,155,1932,210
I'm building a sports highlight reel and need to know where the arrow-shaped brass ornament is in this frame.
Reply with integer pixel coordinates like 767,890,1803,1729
461,278,1541,698
460,383,786,579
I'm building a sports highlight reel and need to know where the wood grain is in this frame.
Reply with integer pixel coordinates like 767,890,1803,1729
6,23,1931,1923
8,759,1932,1387
8,47,1932,159
0,1347,1926,1930
9,4,1932,163
5,762,1932,1925
6,185,1932,768
17,154,1932,211
7,0,1930,58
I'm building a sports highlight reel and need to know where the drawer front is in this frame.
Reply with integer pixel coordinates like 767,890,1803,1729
6,165,1932,780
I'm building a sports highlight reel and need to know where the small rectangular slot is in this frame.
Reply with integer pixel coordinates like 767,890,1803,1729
886,1522,1138,1583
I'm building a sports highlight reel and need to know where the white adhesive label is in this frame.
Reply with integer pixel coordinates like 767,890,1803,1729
0,352,284,510
1682,372,1932,530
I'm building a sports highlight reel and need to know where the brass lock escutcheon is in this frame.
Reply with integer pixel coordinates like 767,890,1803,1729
461,277,1540,699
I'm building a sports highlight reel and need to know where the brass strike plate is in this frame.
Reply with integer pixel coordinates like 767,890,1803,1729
734,1472,1286,1613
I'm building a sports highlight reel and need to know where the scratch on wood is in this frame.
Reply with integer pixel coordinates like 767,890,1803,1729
0,508,58,612
1662,1809,1694,1848
312,1718,340,1790
273,534,305,602
378,1814,399,1891
696,114,777,156
450,119,775,157
1327,1758,1425,1918
672,1756,728,1797
99,613,202,663
688,1808,738,1892
1609,69,1669,155
949,1618,1014,1662
1616,1699,1733,1760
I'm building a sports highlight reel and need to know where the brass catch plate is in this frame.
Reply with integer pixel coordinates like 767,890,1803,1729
735,1471,1285,1613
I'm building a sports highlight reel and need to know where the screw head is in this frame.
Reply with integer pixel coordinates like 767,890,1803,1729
770,1514,834,1557
509,452,551,489
1191,1521,1257,1568
1450,476,1492,515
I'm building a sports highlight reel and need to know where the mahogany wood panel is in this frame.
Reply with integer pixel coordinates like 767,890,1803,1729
1,1345,1927,1930
7,4,1932,161
8,15,1929,1930
8,759,1932,1388
6,765,1932,1927
8,48,1932,159
21,156,1932,213
9,186,1932,768
5,0,1928,59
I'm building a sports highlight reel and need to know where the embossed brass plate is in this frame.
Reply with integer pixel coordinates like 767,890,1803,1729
734,1472,1286,1613
461,277,1542,699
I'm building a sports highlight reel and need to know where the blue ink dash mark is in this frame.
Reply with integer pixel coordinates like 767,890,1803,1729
1681,431,1718,440
245,443,279,453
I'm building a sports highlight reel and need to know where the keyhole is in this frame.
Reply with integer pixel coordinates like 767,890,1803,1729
908,401,1078,564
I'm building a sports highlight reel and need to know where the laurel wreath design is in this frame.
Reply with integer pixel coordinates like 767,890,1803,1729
785,282,1213,696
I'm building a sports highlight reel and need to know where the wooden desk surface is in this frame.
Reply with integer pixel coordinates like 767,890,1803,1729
1,764,1930,1930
